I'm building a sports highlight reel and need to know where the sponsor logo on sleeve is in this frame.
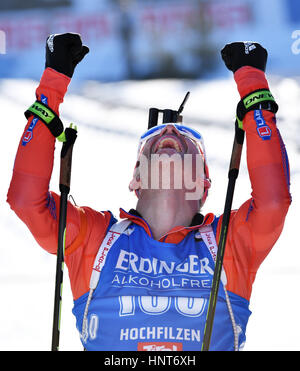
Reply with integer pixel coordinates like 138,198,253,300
22,117,39,146
254,109,271,140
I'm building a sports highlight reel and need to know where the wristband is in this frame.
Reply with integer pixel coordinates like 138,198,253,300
24,100,66,142
236,89,278,129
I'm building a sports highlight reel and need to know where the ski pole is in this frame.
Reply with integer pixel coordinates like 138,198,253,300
201,121,245,351
51,124,77,351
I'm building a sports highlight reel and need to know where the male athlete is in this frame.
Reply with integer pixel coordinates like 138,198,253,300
7,33,291,351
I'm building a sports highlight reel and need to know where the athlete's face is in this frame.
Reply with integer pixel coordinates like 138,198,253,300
141,124,201,158
137,125,205,199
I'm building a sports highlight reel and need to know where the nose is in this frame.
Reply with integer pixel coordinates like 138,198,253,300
159,124,180,137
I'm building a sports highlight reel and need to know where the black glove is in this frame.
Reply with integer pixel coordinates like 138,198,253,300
45,33,89,78
221,42,267,73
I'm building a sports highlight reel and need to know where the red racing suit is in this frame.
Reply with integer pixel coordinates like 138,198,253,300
7,67,291,348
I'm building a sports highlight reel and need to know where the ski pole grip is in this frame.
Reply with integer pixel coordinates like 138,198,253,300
59,125,77,193
235,123,245,146
228,121,245,179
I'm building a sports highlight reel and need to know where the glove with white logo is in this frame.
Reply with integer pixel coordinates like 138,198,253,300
221,42,278,130
221,42,267,73
45,32,89,78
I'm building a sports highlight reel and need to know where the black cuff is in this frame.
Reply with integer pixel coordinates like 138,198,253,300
25,100,64,139
236,89,278,129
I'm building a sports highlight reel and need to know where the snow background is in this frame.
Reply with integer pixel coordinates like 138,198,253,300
0,74,299,351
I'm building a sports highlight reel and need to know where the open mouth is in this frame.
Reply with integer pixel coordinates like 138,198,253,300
153,135,184,153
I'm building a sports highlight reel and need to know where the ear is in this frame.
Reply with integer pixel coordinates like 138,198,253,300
129,177,141,192
200,178,211,209
129,163,141,193
204,178,211,189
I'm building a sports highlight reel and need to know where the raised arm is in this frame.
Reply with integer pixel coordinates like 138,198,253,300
219,42,291,299
7,34,113,300
7,33,89,252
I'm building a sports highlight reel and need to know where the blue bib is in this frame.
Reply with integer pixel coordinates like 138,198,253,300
72,217,251,351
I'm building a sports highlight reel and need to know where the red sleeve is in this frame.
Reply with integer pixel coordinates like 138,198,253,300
221,66,291,300
7,68,112,300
